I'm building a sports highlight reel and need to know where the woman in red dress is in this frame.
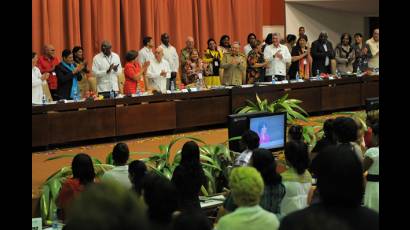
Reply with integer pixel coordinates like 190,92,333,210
123,50,150,95
57,153,96,222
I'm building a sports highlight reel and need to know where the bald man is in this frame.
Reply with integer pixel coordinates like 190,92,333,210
220,42,246,86
181,36,197,67
37,44,60,100
366,29,379,69
92,40,122,97
311,32,335,75
146,47,171,93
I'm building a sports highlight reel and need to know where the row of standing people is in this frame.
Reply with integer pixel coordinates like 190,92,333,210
32,28,379,103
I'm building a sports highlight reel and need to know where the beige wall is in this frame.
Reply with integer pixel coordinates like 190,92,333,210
285,3,367,46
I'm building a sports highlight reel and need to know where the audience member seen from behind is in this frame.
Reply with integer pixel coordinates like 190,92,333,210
32,51,49,104
172,210,212,230
363,122,379,212
220,41,246,86
225,149,286,218
333,117,363,161
123,50,149,95
63,182,148,230
288,34,312,80
280,144,379,230
364,110,379,148
143,173,178,230
37,44,60,100
335,33,355,73
128,160,147,197
234,130,260,167
57,153,96,222
287,125,303,143
310,118,337,161
171,141,207,211
280,140,312,217
102,142,132,189
311,32,335,75
244,33,257,56
215,167,280,230
246,40,268,83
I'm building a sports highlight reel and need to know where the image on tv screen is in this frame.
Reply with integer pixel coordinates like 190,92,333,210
249,115,285,149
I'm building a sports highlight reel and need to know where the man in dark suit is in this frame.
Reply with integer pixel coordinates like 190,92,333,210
311,32,335,75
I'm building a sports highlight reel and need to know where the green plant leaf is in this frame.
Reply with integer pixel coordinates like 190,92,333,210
256,94,262,106
200,154,215,164
237,106,253,114
286,98,303,104
201,185,209,196
245,99,257,109
163,167,172,180
202,162,221,171
40,185,50,222
287,102,309,116
105,152,113,165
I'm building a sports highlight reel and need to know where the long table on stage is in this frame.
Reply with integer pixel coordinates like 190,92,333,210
32,75,379,147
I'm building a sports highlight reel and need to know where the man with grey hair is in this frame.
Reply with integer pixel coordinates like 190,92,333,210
263,33,291,81
146,46,171,93
220,41,246,85
92,40,122,97
181,36,197,67
366,28,379,69
311,31,335,75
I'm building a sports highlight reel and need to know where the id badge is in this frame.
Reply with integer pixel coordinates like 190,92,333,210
303,59,307,65
214,60,219,67
198,73,203,79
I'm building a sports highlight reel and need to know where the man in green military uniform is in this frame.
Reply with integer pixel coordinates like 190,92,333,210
221,42,246,86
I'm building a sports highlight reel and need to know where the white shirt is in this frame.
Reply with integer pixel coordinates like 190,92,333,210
32,66,45,104
92,52,122,92
243,44,252,56
323,44,329,66
264,44,291,76
365,147,379,175
146,58,171,93
160,43,179,72
102,165,132,189
138,46,155,65
280,181,311,216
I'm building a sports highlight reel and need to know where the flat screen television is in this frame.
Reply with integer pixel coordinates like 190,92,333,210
228,112,287,152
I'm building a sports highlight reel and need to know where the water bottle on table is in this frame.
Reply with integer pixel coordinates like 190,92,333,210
42,93,46,105
296,71,300,81
271,76,276,85
110,89,115,99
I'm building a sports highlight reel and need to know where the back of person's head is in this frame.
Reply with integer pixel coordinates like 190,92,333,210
279,208,352,230
143,36,152,46
288,125,303,142
64,182,148,230
112,142,130,165
371,122,379,146
143,173,178,223
284,141,310,175
333,117,358,143
251,148,282,186
128,160,147,196
72,153,95,185
125,50,138,62
172,211,212,230
286,34,297,43
315,144,364,207
241,130,260,150
322,118,336,143
265,33,273,45
180,141,201,167
229,166,264,207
